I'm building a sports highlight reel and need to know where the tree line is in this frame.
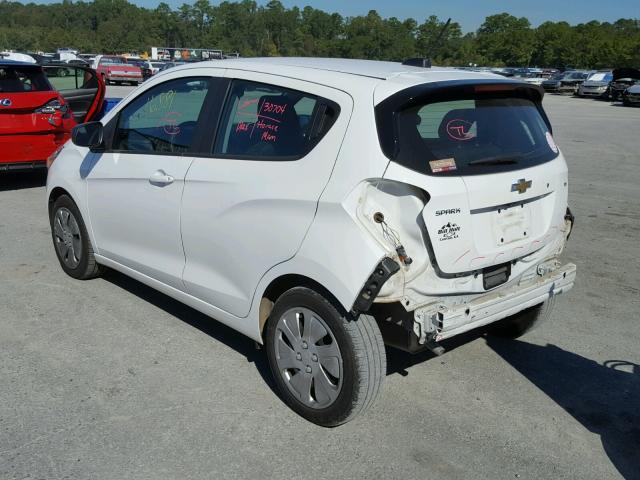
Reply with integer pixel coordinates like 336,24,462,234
1,0,639,68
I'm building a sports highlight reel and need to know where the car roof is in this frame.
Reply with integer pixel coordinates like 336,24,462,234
171,57,505,102
200,56,496,80
228,57,436,80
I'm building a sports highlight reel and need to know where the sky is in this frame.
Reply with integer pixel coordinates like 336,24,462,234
29,0,640,32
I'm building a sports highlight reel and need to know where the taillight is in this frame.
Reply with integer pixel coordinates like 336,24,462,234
46,145,64,169
35,99,69,116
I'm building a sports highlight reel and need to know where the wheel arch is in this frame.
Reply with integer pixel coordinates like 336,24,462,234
258,273,346,338
48,186,73,217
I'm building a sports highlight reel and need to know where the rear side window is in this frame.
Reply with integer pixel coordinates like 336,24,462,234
112,77,210,154
0,67,52,92
45,67,98,91
391,96,558,176
214,80,339,160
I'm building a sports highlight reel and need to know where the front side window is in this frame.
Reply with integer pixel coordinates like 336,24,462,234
214,80,338,159
391,95,558,176
112,77,210,154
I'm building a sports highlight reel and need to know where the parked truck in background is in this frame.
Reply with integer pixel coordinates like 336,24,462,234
93,55,143,86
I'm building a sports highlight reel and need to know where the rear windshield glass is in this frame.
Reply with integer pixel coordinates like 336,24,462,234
0,66,52,92
101,57,126,65
392,96,558,176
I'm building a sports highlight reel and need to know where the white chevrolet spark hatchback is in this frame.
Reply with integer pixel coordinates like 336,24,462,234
47,58,576,426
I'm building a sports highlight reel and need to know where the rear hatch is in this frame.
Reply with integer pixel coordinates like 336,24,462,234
0,65,61,135
376,80,568,274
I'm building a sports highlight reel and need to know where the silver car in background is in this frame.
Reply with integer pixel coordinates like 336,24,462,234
578,71,613,98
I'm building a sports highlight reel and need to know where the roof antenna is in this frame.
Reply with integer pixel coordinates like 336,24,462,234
402,17,451,69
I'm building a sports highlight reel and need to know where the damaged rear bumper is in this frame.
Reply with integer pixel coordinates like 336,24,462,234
415,262,576,342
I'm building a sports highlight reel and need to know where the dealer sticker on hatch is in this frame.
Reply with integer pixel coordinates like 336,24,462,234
429,158,457,173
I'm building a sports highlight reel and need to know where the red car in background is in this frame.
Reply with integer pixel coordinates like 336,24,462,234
0,60,104,171
94,55,143,86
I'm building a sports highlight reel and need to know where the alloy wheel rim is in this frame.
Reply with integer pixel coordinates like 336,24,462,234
53,207,82,269
274,307,343,409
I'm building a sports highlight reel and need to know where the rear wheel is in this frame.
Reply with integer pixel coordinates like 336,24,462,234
265,287,386,427
50,195,102,280
489,297,556,338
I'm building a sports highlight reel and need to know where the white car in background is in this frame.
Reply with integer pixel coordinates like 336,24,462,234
0,51,37,63
46,57,576,426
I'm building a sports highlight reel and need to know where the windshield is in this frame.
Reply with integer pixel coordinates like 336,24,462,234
0,66,52,92
566,72,587,79
390,96,558,176
588,72,613,82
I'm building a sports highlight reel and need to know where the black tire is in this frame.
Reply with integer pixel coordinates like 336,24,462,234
50,194,102,280
265,287,386,427
489,296,556,338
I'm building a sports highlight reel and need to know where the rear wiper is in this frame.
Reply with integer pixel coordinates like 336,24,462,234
468,155,520,166
468,151,538,166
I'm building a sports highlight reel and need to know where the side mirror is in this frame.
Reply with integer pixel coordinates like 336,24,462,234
72,121,103,149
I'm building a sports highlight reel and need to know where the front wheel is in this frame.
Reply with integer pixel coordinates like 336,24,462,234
265,287,386,427
489,297,556,338
50,194,102,280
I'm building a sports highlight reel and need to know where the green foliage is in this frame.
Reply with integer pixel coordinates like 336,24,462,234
0,1,638,68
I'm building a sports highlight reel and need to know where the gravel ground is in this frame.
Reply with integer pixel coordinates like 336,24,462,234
0,91,639,480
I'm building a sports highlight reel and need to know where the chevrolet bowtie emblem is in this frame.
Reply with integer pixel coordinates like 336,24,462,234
511,178,532,194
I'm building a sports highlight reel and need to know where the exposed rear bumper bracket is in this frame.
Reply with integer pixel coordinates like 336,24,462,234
352,257,400,314
413,262,577,342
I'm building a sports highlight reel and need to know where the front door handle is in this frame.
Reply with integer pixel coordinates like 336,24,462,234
149,169,174,186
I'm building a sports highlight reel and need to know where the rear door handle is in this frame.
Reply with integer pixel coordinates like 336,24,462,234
149,169,174,186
